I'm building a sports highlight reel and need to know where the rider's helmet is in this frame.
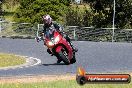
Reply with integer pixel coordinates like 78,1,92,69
42,14,52,26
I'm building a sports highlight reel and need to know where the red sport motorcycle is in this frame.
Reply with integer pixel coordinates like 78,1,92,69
36,30,76,65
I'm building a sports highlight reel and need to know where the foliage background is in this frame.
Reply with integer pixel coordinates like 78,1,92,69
1,0,132,29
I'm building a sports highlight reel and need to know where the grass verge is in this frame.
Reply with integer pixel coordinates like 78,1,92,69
0,53,26,67
0,80,131,88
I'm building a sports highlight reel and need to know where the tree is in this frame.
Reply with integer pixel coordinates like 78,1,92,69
3,0,19,11
14,0,69,24
0,0,2,16
89,0,132,28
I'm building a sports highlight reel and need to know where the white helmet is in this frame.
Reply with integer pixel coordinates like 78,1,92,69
42,14,52,25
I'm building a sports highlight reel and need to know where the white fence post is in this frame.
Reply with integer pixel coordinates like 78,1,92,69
0,21,1,33
0,20,4,34
73,28,76,40
112,0,116,42
68,26,78,40
37,24,39,37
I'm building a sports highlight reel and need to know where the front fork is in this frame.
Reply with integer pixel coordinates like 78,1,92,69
47,48,52,54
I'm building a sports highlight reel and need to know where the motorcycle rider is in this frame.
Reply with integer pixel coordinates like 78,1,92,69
42,14,78,63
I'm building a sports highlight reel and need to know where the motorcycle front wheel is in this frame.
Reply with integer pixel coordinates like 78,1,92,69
58,51,70,65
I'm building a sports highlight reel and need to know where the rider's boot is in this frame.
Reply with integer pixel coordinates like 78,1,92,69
69,42,78,52
62,34,78,52
64,35,78,52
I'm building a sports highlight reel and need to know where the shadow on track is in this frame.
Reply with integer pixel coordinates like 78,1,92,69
41,63,66,66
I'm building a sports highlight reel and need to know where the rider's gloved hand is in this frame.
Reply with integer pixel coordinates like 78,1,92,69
35,37,41,42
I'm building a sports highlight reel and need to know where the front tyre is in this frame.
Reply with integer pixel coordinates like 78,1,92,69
58,51,70,65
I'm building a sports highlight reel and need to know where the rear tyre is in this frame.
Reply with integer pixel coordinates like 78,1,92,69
70,52,76,64
70,57,76,64
58,51,70,65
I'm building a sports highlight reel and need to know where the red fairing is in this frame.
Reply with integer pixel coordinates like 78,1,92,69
55,46,63,53
54,32,73,60
61,38,73,60
44,30,74,63
54,32,63,53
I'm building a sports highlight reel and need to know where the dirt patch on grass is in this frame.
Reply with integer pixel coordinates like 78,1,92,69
0,74,76,84
0,73,132,84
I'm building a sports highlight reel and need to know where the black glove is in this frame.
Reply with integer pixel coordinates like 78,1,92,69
35,37,41,42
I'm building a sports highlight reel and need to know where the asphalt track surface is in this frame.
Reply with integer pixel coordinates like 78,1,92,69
0,38,132,76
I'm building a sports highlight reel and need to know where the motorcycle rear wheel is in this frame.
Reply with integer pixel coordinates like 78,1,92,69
70,52,76,64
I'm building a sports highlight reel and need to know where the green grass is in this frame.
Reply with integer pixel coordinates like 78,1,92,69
0,53,26,67
0,80,131,88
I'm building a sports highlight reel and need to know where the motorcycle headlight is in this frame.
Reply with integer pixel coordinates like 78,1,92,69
48,41,54,46
54,35,60,43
